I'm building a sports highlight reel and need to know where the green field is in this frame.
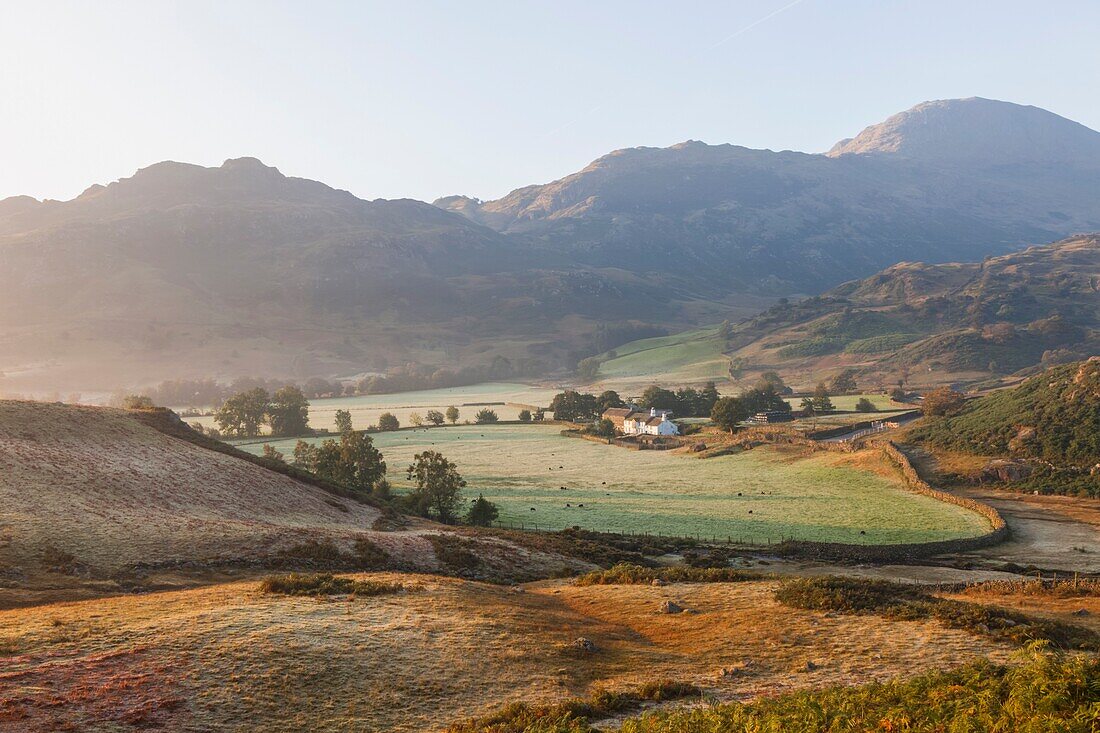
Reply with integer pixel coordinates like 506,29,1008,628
594,326,730,386
244,425,989,545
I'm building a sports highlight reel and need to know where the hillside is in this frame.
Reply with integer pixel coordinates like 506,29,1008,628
0,401,585,605
908,360,1100,497
595,235,1100,391
4,99,1100,396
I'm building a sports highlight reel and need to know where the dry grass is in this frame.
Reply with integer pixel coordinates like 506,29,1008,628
0,401,594,605
0,575,1013,732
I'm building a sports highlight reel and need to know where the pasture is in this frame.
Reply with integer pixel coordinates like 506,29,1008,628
248,425,990,545
593,326,731,388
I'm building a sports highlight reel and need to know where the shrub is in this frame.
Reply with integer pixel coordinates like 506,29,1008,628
776,337,844,359
921,387,967,416
618,648,1100,732
428,534,482,570
258,573,404,597
574,562,762,586
775,576,1099,650
474,408,499,424
377,412,400,431
448,680,700,732
855,397,876,412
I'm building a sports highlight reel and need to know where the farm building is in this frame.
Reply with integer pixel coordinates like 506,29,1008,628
602,406,679,436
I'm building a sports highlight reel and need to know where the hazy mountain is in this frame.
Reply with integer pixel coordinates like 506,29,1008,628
4,98,1100,395
442,98,1100,294
0,159,714,393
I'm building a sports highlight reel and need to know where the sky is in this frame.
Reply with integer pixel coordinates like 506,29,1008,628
2,1,1099,204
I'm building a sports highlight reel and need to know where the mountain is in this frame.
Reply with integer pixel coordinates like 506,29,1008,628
442,98,1100,295
827,97,1100,164
642,234,1100,392
0,159,710,394
4,98,1100,395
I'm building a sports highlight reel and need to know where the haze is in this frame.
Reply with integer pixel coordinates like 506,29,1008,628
3,0,1100,204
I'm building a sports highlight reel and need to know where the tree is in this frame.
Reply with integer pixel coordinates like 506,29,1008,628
406,450,466,523
425,409,445,426
711,396,750,434
889,387,908,403
377,412,400,431
261,444,284,462
466,494,499,527
409,412,424,427
215,387,270,437
922,387,966,417
292,440,318,469
122,394,155,410
334,409,353,434
696,382,721,417
445,406,460,424
812,383,834,412
800,397,816,416
576,357,601,382
595,390,624,413
638,386,678,412
739,383,790,414
474,408,499,424
549,390,598,422
293,433,386,495
518,409,532,422
268,385,310,437
758,371,789,394
532,408,546,422
829,369,858,394
330,431,387,494
855,397,876,413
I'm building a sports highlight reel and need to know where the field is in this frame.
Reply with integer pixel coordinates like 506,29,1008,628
0,574,1017,732
247,425,991,545
186,382,559,434
593,326,731,388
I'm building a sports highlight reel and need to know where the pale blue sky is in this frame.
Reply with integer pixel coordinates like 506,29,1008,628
2,1,1099,203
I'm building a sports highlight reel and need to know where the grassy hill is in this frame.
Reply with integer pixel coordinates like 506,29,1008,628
0,401,587,604
592,326,731,387
908,360,1100,496
594,235,1100,392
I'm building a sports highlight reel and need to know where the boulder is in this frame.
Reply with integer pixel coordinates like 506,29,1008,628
571,637,598,653
980,458,1033,483
660,600,684,614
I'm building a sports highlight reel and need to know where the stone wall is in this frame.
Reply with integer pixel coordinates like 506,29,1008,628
775,441,1009,562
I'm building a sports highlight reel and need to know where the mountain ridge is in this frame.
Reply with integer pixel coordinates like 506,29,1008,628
3,97,1100,394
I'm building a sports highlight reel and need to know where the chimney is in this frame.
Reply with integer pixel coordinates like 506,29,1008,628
650,407,657,417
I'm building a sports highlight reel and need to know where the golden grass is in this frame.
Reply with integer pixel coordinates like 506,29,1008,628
0,575,1012,731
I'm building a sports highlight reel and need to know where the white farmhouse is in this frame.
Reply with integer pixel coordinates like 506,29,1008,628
602,406,679,436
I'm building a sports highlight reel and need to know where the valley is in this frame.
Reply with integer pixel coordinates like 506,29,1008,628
248,424,990,543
